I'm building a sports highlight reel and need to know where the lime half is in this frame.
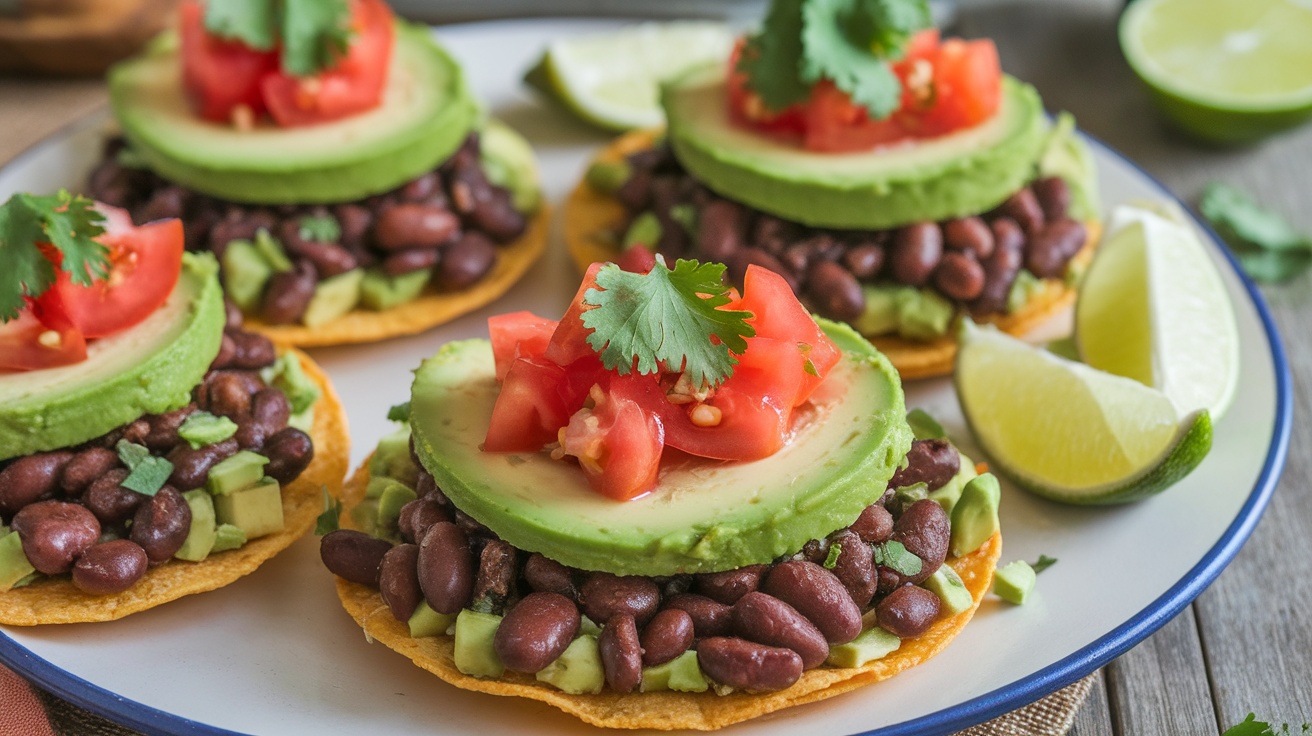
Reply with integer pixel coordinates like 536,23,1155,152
1120,0,1312,143
1076,205,1240,420
525,22,735,131
955,321,1212,505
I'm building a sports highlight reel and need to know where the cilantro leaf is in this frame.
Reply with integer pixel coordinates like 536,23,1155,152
0,191,107,322
1031,554,1058,574
873,540,922,576
580,260,756,389
906,408,946,440
800,0,920,120
315,487,342,536
736,0,812,112
204,0,278,50
1199,182,1312,283
861,0,933,57
114,440,174,497
822,543,842,569
387,401,411,422
281,0,353,77
298,213,341,243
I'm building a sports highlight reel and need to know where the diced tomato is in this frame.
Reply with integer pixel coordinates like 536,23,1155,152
0,303,87,372
560,378,664,501
544,263,603,367
37,219,185,339
260,0,394,127
728,29,1002,152
489,311,556,381
734,266,839,405
179,0,278,123
484,357,578,453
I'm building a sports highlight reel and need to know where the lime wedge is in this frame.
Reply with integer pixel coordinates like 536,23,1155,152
1119,0,1312,143
526,22,735,131
955,321,1212,505
1075,205,1240,420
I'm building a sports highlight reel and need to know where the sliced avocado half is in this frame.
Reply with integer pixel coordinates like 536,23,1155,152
662,68,1049,230
408,319,912,577
108,22,479,204
0,253,224,461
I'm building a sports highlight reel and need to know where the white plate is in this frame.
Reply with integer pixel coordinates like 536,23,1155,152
0,18,1290,736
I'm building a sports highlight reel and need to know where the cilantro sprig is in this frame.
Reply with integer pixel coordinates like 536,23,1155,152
0,191,107,323
738,0,932,120
580,259,756,389
203,0,352,78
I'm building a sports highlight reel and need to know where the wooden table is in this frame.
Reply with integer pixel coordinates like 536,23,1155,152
1,0,1309,732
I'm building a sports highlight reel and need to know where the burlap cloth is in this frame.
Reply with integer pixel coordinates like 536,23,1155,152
18,670,1098,735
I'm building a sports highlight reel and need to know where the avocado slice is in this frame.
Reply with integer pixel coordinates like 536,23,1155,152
108,22,480,204
663,67,1049,230
0,253,224,461
408,319,912,577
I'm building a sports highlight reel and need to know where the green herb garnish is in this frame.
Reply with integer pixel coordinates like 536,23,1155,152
1199,182,1312,283
906,408,946,440
203,0,353,77
1031,554,1058,574
822,543,843,569
178,411,239,449
0,190,108,322
580,259,756,389
314,486,342,536
874,540,922,576
387,401,412,422
298,213,341,244
738,0,931,119
114,440,174,497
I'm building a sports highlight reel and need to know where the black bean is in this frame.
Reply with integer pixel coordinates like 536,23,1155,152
889,439,961,492
416,521,473,614
579,572,661,627
143,405,195,452
694,564,767,605
130,486,192,563
436,232,497,290
0,451,73,516
806,260,865,321
494,592,580,673
599,613,643,693
850,503,894,544
320,529,392,586
278,219,358,278
83,469,147,526
524,553,577,599
397,497,452,544
842,243,885,280
696,199,745,263
943,217,995,259
891,499,951,585
260,260,316,325
138,186,189,222
971,217,1025,314
200,370,258,419
696,637,803,692
876,584,942,638
933,251,986,301
12,501,101,574
167,438,239,491
663,593,733,638
60,447,121,497
379,543,423,622
262,428,314,486
334,203,374,250
996,187,1045,235
1025,218,1088,279
1032,176,1072,221
212,333,237,370
641,608,695,667
374,203,461,251
226,331,277,370
828,529,877,609
382,247,441,276
762,560,862,644
401,172,443,202
891,222,943,287
72,539,149,595
732,591,829,670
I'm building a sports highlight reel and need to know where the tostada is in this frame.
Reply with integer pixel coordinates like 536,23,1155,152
0,192,348,624
86,0,548,347
320,257,1002,729
563,0,1101,379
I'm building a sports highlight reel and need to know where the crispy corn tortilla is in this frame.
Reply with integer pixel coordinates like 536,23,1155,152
248,204,551,348
564,129,1101,380
0,349,350,625
333,460,1001,731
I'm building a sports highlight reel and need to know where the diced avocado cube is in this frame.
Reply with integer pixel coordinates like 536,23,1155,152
577,614,602,638
993,560,1037,605
928,455,977,517
622,211,662,251
377,482,418,539
536,635,604,694
951,473,1001,557
206,451,271,496
174,489,218,562
640,650,707,693
302,268,363,328
178,411,238,449
263,352,319,415
369,427,418,486
1006,269,1044,314
454,609,505,678
895,287,955,341
253,228,293,272
479,119,542,214
854,285,899,336
924,564,974,616
350,499,380,536
360,268,431,311
220,239,274,312
210,523,247,553
0,530,36,592
826,627,901,668
583,159,631,194
408,601,458,639
213,478,285,540
364,476,395,500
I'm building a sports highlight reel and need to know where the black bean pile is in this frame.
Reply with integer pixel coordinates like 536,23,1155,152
87,134,529,325
321,437,963,693
0,302,314,595
611,144,1087,323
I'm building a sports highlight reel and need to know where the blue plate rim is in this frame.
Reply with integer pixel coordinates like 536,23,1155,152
0,120,1290,736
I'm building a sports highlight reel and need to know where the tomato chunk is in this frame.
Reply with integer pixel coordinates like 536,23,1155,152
560,378,664,501
0,303,87,372
179,0,278,123
489,311,556,381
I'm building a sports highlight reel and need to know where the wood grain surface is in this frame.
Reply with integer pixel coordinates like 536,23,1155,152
1,0,1310,733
